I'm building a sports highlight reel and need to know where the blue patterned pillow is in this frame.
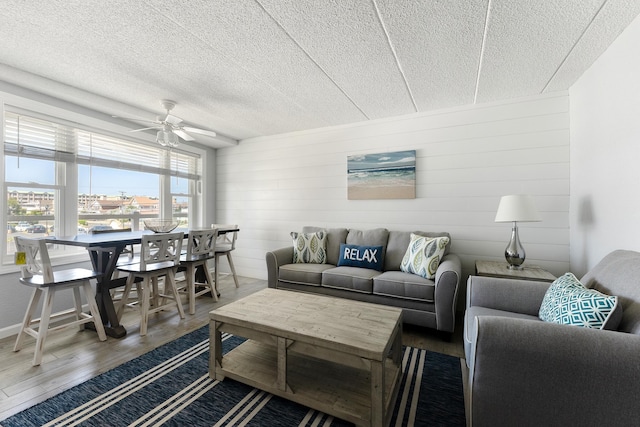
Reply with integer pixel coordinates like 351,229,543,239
539,272,621,330
400,234,449,279
337,244,384,271
291,231,327,264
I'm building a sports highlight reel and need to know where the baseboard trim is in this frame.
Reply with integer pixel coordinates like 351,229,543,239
0,324,20,341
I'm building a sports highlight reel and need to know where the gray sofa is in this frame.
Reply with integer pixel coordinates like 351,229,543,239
464,250,640,426
266,226,462,334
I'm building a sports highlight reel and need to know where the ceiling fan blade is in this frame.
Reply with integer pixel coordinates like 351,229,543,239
164,114,183,125
130,126,161,132
112,115,160,125
183,126,217,138
173,129,195,141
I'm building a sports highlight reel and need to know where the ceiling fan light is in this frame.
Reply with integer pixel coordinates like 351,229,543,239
156,129,167,146
156,129,179,147
167,131,178,147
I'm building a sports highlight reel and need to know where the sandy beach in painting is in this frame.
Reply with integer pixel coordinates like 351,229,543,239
348,183,415,200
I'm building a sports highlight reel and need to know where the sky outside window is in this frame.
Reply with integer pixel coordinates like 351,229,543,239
6,157,55,185
79,165,159,197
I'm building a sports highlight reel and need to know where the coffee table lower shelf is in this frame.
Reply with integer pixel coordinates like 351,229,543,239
213,340,401,426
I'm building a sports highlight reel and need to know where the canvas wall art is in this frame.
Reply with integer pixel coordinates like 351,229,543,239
347,150,416,200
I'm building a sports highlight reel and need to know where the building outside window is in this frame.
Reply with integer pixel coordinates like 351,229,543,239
3,107,203,264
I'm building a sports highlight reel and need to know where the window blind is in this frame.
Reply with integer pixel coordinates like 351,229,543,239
4,111,201,180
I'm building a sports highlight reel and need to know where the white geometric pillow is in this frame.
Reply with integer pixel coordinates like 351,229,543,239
539,272,620,330
290,230,327,264
400,234,450,279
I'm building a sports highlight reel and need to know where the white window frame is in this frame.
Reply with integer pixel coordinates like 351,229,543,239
1,99,206,269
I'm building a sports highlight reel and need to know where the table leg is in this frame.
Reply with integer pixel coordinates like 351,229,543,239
392,322,403,366
370,360,384,427
277,337,293,393
210,321,224,380
88,246,127,338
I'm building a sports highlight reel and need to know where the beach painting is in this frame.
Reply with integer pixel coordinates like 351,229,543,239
347,150,416,200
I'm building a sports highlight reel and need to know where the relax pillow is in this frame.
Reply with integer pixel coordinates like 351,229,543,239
291,230,327,264
337,244,384,271
539,272,621,330
400,234,449,279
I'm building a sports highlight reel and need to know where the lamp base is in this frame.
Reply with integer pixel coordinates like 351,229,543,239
504,223,526,269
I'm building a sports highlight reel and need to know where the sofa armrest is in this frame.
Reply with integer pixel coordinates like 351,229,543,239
470,316,640,427
467,275,551,316
434,253,462,333
265,246,293,288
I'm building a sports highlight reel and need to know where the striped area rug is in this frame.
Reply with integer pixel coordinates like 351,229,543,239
1,326,465,427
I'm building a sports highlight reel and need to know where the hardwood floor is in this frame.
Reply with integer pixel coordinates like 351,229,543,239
0,276,464,420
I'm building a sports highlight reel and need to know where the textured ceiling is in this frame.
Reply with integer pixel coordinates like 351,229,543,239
0,0,638,148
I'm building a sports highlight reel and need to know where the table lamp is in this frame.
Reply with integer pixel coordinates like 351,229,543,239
495,194,541,269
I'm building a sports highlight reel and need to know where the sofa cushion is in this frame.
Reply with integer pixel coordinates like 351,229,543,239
373,271,435,302
400,234,449,279
321,266,380,293
346,228,389,263
302,226,348,266
384,231,412,271
291,230,327,264
539,272,622,330
279,263,336,286
337,244,384,271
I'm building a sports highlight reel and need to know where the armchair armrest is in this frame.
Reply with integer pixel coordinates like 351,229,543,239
434,253,462,333
470,316,640,426
265,246,293,288
467,275,551,316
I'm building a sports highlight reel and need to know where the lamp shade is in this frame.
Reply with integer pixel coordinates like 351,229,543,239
494,195,541,222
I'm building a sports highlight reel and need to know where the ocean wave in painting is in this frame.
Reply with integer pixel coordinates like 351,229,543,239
348,165,415,188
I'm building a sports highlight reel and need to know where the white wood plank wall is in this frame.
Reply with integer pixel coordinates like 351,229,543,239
215,93,570,295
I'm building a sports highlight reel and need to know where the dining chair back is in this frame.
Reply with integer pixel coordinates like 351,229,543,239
211,224,240,288
13,236,107,366
178,228,219,314
116,231,185,336
139,231,183,269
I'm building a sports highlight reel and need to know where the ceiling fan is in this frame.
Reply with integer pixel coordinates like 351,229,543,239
115,99,217,148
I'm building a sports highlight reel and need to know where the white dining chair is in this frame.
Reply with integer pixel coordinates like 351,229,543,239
116,231,185,336
178,228,218,315
13,236,107,366
212,224,240,289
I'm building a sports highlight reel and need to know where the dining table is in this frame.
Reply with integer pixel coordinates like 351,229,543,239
45,229,188,338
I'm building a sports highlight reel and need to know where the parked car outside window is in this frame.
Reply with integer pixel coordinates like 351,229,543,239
15,222,31,232
27,224,47,233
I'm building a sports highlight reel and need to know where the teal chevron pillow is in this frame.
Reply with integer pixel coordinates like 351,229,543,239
539,272,621,330
400,234,449,279
291,230,327,264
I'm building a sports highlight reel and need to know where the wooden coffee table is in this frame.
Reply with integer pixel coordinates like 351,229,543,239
209,288,403,427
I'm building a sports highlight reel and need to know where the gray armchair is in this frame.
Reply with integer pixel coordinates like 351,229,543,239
464,250,640,427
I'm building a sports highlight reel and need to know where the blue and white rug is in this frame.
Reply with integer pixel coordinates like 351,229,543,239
1,326,465,426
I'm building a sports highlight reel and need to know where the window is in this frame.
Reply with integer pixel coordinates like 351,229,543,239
3,108,203,263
